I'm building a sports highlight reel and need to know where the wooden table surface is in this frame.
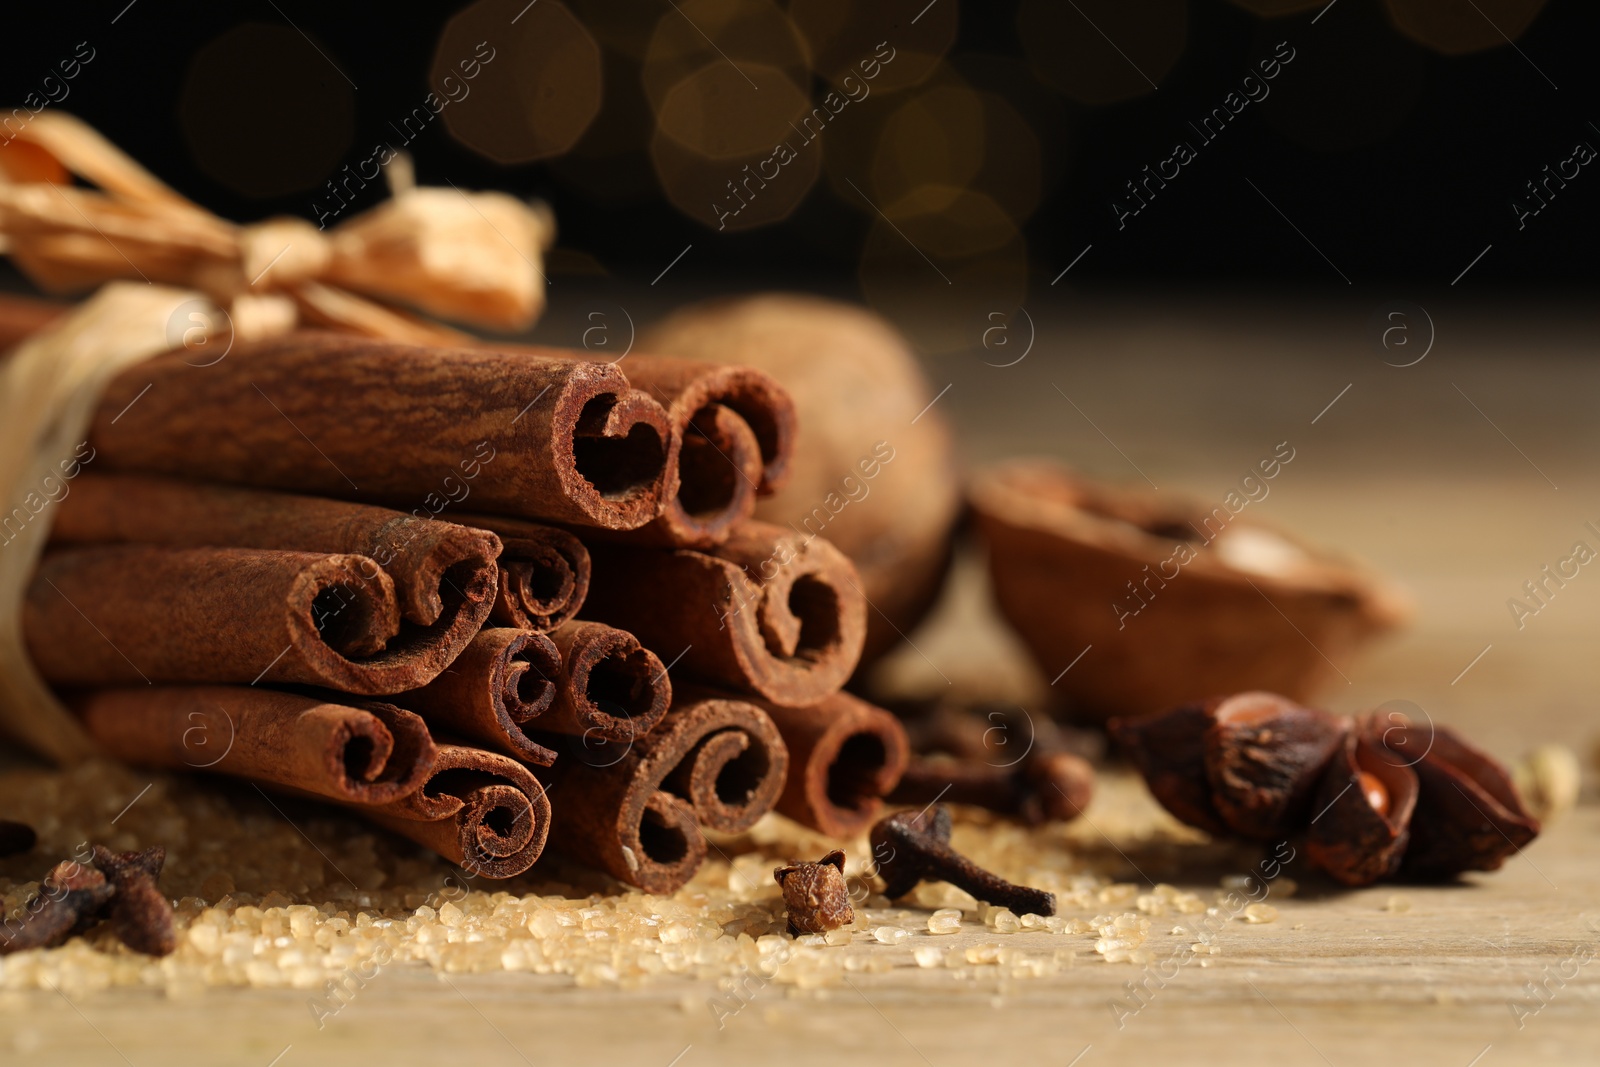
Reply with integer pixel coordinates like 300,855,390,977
5,295,1597,1066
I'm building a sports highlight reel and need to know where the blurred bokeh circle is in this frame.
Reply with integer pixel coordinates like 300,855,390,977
1017,0,1188,105
642,0,810,113
178,23,354,198
433,0,603,164
788,0,959,94
1384,0,1549,55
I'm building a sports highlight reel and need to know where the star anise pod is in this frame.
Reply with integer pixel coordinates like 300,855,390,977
1110,693,1540,886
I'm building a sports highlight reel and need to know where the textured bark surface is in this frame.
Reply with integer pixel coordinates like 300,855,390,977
25,545,472,693
581,522,866,707
391,628,560,766
641,295,960,664
458,514,590,633
361,742,551,879
973,459,1410,721
88,332,680,530
602,356,795,547
757,691,908,838
52,473,501,629
534,690,787,893
540,620,671,742
75,686,437,805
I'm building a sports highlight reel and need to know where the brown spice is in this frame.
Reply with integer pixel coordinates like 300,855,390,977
774,849,853,935
870,806,1056,916
756,691,910,838
457,514,591,632
1111,695,1542,886
580,522,866,707
0,857,113,955
89,845,176,957
89,332,680,531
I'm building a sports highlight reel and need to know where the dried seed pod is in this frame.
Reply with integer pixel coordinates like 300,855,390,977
1203,692,1348,840
1107,701,1231,837
1384,720,1541,880
774,849,854,935
1306,724,1419,886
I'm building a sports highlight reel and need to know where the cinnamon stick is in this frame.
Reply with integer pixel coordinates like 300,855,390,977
75,686,436,805
457,513,590,632
390,628,561,766
581,522,866,707
88,332,680,531
755,691,909,838
25,545,467,693
542,620,672,743
535,689,788,893
603,357,795,547
362,742,551,879
51,473,500,630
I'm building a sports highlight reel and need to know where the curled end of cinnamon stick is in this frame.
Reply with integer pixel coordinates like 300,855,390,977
763,692,910,839
547,621,672,742
555,371,680,531
661,696,789,834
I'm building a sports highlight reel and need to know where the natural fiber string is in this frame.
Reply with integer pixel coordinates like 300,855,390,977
0,283,209,762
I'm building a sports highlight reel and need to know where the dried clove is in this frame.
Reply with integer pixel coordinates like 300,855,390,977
890,705,1096,824
90,845,177,956
870,806,1055,917
0,858,114,955
0,819,36,857
1111,695,1542,887
773,849,854,935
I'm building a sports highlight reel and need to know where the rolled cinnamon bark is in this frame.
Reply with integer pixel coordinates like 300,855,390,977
88,332,680,531
51,473,500,630
535,689,788,893
607,357,795,547
74,686,437,805
542,620,672,743
755,692,909,838
457,513,591,632
391,628,561,766
25,545,466,693
361,742,551,879
581,522,866,707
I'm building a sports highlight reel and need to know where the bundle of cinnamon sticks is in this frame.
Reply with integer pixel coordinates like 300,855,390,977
10,321,911,893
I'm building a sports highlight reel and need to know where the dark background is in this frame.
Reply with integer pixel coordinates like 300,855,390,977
3,0,1595,294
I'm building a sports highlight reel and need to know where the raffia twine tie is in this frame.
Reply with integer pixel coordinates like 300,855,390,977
0,112,554,762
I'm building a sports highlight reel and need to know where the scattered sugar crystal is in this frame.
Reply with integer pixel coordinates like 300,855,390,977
1384,895,1412,914
1242,904,1278,924
927,909,962,935
990,910,1020,934
913,945,943,969
872,927,908,945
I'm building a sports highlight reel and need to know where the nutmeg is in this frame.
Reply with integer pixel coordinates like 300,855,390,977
642,294,961,667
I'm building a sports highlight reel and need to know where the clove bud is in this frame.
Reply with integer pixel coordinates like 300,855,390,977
773,849,854,935
870,806,1055,916
90,845,177,957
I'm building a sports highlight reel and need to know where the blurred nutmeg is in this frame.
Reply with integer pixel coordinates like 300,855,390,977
642,294,961,668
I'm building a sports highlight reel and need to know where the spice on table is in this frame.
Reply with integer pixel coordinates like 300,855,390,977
90,844,177,957
0,819,35,857
889,705,1095,825
869,806,1055,917
1110,692,1541,886
0,857,114,955
774,849,854,935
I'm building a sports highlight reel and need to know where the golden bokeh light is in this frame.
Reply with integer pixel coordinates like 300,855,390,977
655,62,813,160
642,0,810,113
178,23,354,197
651,62,823,232
1384,0,1548,55
788,0,959,95
433,0,603,164
1018,0,1188,105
